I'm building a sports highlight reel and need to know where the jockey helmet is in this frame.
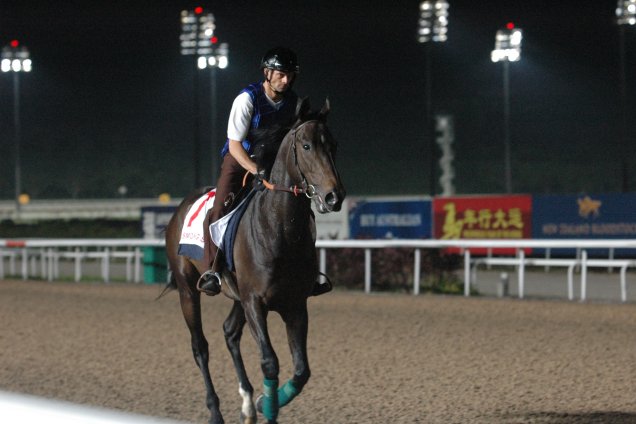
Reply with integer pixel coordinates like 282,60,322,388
260,47,300,74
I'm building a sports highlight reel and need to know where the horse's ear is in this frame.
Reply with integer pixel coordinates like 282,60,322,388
295,97,311,121
319,97,330,119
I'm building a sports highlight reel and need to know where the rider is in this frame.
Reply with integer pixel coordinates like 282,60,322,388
197,47,301,296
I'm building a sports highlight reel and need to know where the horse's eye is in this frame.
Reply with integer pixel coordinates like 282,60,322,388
303,144,311,150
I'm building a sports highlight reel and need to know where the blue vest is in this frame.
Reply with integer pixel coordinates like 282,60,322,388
221,82,298,157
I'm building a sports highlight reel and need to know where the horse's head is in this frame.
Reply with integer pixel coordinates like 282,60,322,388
288,97,346,213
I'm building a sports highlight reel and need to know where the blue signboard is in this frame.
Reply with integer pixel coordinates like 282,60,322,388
532,193,636,256
349,199,432,239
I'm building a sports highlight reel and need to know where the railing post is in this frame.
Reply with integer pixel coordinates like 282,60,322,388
74,247,81,282
40,249,47,279
567,264,575,301
125,249,132,282
620,264,628,303
464,249,471,297
364,248,372,294
518,249,525,299
413,248,421,295
319,248,327,284
134,247,141,283
10,251,16,275
21,248,28,280
580,250,588,302
102,248,111,283
47,248,54,282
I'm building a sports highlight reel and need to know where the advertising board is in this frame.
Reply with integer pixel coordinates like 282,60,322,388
349,198,432,239
433,195,532,254
533,193,636,256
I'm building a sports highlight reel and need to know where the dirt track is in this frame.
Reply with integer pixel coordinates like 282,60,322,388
1,279,635,423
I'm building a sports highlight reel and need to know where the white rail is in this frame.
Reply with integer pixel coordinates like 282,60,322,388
0,390,190,424
2,238,635,301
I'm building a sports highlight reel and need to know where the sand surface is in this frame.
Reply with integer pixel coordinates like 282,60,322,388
1,279,635,423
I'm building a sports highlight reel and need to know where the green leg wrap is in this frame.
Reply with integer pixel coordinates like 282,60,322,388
262,378,279,421
277,379,300,408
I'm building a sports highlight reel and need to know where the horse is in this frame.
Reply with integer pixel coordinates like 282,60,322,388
165,97,345,424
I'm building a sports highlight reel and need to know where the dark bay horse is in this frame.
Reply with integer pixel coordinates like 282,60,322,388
165,98,345,424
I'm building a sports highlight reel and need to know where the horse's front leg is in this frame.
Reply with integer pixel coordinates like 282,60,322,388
177,281,224,424
223,301,256,424
279,304,310,408
243,297,280,424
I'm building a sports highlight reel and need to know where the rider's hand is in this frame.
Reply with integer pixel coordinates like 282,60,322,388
254,168,266,181
253,168,267,191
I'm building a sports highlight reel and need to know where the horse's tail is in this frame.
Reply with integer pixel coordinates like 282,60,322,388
155,270,177,301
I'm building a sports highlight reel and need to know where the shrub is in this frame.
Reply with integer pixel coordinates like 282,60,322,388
323,247,465,294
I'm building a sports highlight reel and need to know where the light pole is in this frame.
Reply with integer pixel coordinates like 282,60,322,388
180,6,217,187
616,0,635,192
491,23,522,194
2,40,32,213
417,0,449,196
197,42,229,185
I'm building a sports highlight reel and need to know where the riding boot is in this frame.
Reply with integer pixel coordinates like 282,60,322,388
197,246,224,296
311,278,332,296
198,207,224,296
197,268,222,296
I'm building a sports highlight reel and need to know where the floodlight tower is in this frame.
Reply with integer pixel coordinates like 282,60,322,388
180,6,217,187
197,41,229,185
616,0,635,192
417,0,449,196
2,40,32,212
491,23,522,194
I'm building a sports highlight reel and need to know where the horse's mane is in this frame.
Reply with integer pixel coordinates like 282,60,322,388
248,123,292,173
249,99,325,173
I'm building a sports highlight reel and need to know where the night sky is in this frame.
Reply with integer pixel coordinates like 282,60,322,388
0,1,634,199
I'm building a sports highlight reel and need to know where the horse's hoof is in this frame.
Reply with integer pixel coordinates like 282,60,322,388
255,394,263,414
239,412,257,424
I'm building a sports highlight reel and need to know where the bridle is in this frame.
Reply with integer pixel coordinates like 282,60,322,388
248,119,332,199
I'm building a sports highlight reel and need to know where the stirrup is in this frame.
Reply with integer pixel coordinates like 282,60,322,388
197,270,222,296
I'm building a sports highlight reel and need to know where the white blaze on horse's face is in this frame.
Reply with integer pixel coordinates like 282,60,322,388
293,120,344,213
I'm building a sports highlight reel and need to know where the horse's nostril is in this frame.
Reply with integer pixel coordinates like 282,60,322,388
325,192,338,207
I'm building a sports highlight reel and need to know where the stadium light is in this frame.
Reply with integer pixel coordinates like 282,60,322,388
180,7,225,187
417,0,449,196
491,23,523,63
2,41,31,213
616,0,636,25
616,0,635,191
417,0,449,43
197,42,229,185
491,23,522,194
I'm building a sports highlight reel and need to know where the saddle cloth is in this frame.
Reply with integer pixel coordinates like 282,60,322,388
178,188,256,271
177,189,216,261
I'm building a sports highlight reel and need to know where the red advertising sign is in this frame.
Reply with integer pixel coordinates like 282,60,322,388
433,195,532,254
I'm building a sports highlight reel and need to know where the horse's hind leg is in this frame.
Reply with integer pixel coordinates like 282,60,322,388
177,275,224,424
223,301,256,424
